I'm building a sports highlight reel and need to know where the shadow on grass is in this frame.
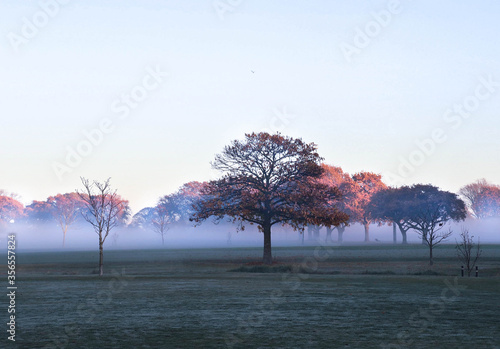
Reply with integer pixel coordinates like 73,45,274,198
229,265,447,276
361,270,396,275
228,265,294,273
412,269,443,276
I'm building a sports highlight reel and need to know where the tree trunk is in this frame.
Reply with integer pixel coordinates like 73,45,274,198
338,225,345,243
364,223,370,242
429,245,433,266
313,226,320,238
263,222,272,265
396,223,408,244
62,226,67,247
307,225,313,240
326,227,333,242
392,223,397,244
401,229,407,244
99,238,104,276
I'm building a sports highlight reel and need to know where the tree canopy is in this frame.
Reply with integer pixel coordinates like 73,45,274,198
350,171,387,242
317,164,357,242
459,179,500,219
0,195,24,227
368,186,415,244
47,193,87,246
369,184,466,263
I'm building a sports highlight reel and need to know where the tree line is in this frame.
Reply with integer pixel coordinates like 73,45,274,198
1,133,499,271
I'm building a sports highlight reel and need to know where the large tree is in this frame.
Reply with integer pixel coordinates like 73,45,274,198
350,172,387,242
191,132,349,264
77,178,129,276
459,179,500,219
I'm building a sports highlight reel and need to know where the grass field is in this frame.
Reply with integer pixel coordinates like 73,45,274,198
2,244,500,348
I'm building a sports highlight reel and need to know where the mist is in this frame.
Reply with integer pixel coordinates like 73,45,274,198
4,217,499,254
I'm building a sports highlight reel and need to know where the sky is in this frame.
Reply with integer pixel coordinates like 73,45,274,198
1,0,499,214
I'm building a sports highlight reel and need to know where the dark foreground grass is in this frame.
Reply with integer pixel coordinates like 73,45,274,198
1,245,499,348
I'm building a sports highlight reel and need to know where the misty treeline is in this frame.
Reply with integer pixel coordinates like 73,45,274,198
0,133,499,253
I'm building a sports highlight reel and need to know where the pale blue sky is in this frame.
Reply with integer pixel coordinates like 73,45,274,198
1,0,499,213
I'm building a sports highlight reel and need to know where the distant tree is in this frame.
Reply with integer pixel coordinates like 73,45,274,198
77,178,128,276
130,207,156,229
318,164,356,243
304,223,322,242
128,182,206,243
48,193,86,247
192,133,349,264
351,172,387,242
152,195,180,245
404,185,467,265
459,179,500,219
24,200,54,224
455,228,482,277
0,195,24,227
152,205,169,245
368,187,414,244
0,190,22,201
174,181,206,225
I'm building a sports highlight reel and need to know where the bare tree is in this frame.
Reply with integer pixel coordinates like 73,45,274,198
456,228,482,276
77,178,126,276
152,204,170,246
152,194,180,246
417,227,453,266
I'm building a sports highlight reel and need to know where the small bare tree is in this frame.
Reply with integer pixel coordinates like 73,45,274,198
152,205,170,246
152,194,180,245
456,228,482,276
416,227,453,266
78,178,124,276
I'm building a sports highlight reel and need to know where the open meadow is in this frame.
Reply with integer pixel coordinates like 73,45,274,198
2,244,500,349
